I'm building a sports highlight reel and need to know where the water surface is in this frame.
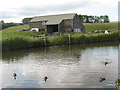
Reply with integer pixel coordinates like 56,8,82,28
1,42,118,88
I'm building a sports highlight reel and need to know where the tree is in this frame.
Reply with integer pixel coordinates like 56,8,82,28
79,15,84,22
86,16,89,23
94,16,99,23
1,20,4,23
22,18,32,24
79,14,110,23
103,15,110,23
89,16,94,23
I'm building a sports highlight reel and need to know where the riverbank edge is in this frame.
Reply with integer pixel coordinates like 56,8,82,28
2,32,119,51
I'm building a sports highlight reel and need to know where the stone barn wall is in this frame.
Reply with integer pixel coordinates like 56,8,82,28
29,21,46,30
63,19,73,32
59,20,64,32
59,19,73,33
59,15,85,33
73,14,85,32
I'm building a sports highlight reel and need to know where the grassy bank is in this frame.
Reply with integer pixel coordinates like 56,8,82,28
71,32,119,44
2,32,119,51
2,37,45,51
1,23,119,51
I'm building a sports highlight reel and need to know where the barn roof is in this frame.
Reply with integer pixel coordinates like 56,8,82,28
30,13,77,25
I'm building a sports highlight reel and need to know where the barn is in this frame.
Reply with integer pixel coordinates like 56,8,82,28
29,13,85,34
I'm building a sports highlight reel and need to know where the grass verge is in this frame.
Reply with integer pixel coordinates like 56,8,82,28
2,32,119,51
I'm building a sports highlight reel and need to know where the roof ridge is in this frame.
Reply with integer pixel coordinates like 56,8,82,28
34,13,77,18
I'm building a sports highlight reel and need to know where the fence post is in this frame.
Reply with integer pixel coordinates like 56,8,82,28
60,33,61,36
43,35,46,46
68,33,71,44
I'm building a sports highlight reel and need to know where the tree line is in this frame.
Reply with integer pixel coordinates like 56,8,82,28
79,15,110,23
21,15,110,24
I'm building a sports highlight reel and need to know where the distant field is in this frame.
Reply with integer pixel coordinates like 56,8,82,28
83,23,118,32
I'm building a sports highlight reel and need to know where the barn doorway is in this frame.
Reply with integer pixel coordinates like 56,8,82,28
47,25,58,33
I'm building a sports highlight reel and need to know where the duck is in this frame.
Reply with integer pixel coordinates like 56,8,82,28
99,77,106,82
44,76,48,81
104,62,108,66
99,78,103,82
13,73,17,79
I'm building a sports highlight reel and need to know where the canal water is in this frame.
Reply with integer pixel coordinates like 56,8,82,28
1,42,118,88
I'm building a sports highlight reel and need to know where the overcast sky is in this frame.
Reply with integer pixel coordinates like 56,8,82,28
0,0,119,23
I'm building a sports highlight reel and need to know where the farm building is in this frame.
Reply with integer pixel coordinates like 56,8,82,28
29,13,85,33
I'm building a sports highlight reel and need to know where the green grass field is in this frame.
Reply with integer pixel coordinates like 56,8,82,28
2,25,29,39
83,23,118,32
1,22,119,51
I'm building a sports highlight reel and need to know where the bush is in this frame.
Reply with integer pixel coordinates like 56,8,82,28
39,30,45,34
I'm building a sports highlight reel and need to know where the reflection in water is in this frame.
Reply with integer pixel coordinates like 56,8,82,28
1,42,118,88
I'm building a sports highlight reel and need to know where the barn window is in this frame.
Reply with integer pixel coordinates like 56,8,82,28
42,21,45,25
74,28,81,32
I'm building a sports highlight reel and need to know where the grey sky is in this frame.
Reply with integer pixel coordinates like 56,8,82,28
0,0,118,22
